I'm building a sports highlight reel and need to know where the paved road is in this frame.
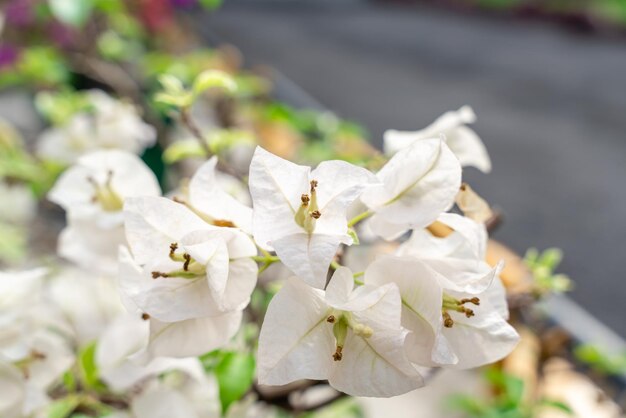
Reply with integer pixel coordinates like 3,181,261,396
201,0,626,336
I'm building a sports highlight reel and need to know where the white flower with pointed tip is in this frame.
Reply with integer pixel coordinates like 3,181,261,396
258,267,423,397
48,150,161,274
122,197,257,319
365,253,519,370
249,147,378,289
361,137,462,240
384,106,491,173
37,90,156,164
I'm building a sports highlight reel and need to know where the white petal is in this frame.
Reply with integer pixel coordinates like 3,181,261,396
189,156,253,233
119,251,222,322
124,196,209,265
220,258,258,312
0,359,25,418
362,138,462,238
257,277,333,386
271,233,344,289
325,267,354,307
311,160,379,237
446,125,491,173
249,146,309,249
364,256,445,365
437,212,488,259
132,388,199,418
438,311,519,369
147,311,243,358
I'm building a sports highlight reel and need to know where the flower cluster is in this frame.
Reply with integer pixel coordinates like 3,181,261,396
1,98,520,416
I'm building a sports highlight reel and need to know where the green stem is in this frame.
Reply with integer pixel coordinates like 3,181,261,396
330,260,342,271
347,210,373,227
251,255,280,263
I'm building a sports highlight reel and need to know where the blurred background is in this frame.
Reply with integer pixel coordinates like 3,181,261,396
200,0,626,337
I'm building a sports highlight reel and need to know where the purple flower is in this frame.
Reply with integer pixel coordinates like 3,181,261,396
0,45,20,69
4,0,34,27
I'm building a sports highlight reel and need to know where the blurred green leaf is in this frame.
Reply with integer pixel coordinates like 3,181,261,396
46,396,80,418
78,342,105,391
214,352,256,413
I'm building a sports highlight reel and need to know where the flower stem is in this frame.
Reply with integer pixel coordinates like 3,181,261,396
347,210,373,227
180,107,212,158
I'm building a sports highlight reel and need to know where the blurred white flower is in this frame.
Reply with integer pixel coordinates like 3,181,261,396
361,137,462,240
36,90,156,164
249,147,378,289
0,183,36,225
384,106,492,173
258,267,423,397
48,150,161,274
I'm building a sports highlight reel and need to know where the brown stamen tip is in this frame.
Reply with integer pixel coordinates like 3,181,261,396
327,315,336,323
106,169,114,185
333,346,343,361
183,253,191,271
152,271,169,279
443,312,454,328
141,313,150,320
460,297,481,306
169,242,178,256
464,309,475,318
301,194,310,206
213,219,236,228
172,196,185,204
310,180,318,192
30,350,46,360
460,182,467,191
86,176,97,186
310,210,321,219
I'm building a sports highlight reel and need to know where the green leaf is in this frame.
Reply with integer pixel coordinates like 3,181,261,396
46,396,80,418
199,0,224,10
538,399,573,414
214,352,256,413
48,0,94,27
192,70,237,96
78,341,104,390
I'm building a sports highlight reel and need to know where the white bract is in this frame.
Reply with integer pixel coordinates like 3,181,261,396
48,150,161,274
120,194,256,357
361,137,462,240
36,90,156,164
365,215,519,369
249,147,378,289
383,106,492,173
257,267,423,397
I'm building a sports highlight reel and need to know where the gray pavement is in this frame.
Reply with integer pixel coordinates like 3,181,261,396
201,0,626,336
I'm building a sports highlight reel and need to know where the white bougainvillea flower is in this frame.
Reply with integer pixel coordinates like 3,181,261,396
383,106,491,173
48,150,161,274
47,267,126,345
249,147,378,289
123,197,257,319
119,248,245,359
396,213,501,293
181,156,253,233
365,254,519,370
37,90,156,164
361,137,462,240
258,267,423,397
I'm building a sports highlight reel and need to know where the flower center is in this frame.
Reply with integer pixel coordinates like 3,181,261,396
326,311,373,361
87,170,124,211
14,350,47,379
295,180,321,234
441,294,480,328
151,243,206,279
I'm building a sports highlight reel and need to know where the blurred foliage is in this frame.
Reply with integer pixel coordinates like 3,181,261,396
574,344,626,377
447,367,572,418
524,247,572,296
